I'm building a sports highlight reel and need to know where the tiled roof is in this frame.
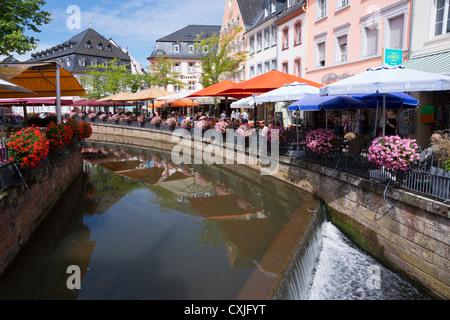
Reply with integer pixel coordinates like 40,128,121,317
156,25,221,42
237,0,266,28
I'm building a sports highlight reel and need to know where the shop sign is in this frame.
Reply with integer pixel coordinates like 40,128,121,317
180,74,197,80
321,72,353,85
384,48,403,66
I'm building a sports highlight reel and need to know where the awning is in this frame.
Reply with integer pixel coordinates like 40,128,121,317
0,97,73,106
402,51,450,75
0,62,87,98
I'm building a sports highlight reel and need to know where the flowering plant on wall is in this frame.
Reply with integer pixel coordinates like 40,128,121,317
165,117,177,126
181,118,193,130
87,113,97,120
109,114,120,122
214,121,229,133
137,116,146,124
45,121,74,151
99,113,108,121
7,126,49,169
152,116,162,124
79,121,93,140
266,126,288,144
306,129,335,155
196,120,210,130
368,136,420,171
236,123,255,137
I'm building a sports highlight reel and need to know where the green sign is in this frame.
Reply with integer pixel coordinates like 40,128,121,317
384,48,403,66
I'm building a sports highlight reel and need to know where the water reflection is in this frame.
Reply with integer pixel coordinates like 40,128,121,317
0,141,318,300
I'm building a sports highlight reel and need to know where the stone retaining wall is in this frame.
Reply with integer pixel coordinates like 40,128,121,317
0,145,83,275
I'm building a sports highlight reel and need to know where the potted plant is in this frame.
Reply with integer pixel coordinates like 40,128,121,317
368,135,420,173
166,117,177,129
181,118,193,130
152,116,162,128
45,121,74,151
196,119,210,131
306,129,335,155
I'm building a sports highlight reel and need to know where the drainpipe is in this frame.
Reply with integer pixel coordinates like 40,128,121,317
303,1,309,77
407,0,415,61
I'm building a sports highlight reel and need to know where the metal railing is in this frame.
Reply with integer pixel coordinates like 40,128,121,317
282,131,449,203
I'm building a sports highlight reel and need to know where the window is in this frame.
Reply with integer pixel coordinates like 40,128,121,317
188,82,196,91
294,58,302,77
271,25,277,46
66,57,71,67
387,15,404,49
92,59,98,67
188,62,196,73
282,61,288,74
264,28,270,48
363,25,379,57
203,46,208,53
174,44,180,53
97,42,103,50
271,59,277,70
256,32,262,51
249,65,255,79
174,62,181,73
287,0,294,8
265,7,269,17
264,61,270,73
317,0,327,19
174,85,181,92
294,21,302,45
271,1,276,13
336,35,348,63
282,27,289,49
78,58,85,67
317,41,326,67
84,41,92,49
249,35,255,54
337,0,349,10
106,44,112,52
257,63,262,76
434,0,450,36
188,45,194,53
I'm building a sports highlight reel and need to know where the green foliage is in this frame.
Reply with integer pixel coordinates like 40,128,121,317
144,56,185,90
194,27,247,88
0,0,52,56
81,58,132,99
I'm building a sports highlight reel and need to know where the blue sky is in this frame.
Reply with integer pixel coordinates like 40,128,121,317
5,0,225,68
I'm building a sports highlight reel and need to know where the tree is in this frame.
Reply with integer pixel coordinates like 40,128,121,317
145,56,185,91
0,0,52,56
82,58,131,99
194,27,247,88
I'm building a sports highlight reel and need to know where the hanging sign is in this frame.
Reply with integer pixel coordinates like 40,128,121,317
420,106,435,123
384,48,403,66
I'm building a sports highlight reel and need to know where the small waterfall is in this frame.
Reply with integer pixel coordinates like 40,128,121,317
273,202,326,300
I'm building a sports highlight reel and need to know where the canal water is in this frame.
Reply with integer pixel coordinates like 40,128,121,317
0,141,431,300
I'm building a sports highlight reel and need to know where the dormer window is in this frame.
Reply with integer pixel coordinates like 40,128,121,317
97,42,104,50
78,58,86,66
106,44,112,52
188,45,195,53
271,1,276,13
174,44,180,53
66,57,71,67
85,41,92,48
92,59,98,67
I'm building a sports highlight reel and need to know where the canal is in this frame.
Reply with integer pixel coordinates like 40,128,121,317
0,141,431,300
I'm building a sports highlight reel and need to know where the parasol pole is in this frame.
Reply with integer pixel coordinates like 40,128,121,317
374,100,379,137
382,93,386,136
55,62,62,123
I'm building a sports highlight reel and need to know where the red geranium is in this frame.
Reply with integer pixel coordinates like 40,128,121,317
7,126,49,169
45,121,74,151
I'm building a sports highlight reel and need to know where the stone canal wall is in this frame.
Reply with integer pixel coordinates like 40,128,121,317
87,124,449,299
276,157,449,300
0,144,84,275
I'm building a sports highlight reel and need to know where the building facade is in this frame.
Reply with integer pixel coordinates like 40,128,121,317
275,0,308,78
147,24,221,93
305,0,413,85
222,0,266,82
246,0,285,80
402,0,450,147
28,28,134,80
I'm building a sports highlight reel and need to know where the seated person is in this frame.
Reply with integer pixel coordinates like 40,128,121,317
420,133,441,163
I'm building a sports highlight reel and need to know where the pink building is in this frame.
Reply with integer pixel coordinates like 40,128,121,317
305,0,413,85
